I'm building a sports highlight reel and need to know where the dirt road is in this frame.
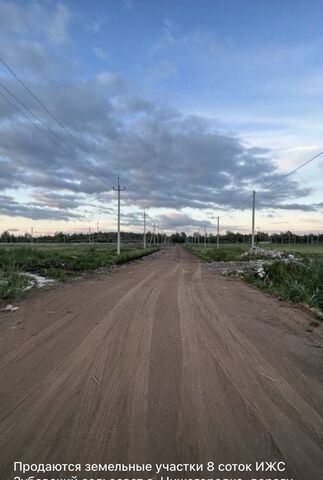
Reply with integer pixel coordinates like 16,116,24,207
0,246,322,479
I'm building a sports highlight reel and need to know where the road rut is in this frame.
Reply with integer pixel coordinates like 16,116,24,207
0,246,322,479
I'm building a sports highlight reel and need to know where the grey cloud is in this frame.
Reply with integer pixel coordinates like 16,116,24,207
157,212,214,230
0,77,313,218
0,40,72,78
0,83,313,215
263,202,323,212
0,9,316,223
121,211,145,227
31,190,85,210
0,194,80,220
0,1,71,45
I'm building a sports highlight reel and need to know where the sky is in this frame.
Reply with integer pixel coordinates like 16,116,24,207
0,0,322,236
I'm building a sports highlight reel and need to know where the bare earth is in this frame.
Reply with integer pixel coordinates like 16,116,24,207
0,246,322,480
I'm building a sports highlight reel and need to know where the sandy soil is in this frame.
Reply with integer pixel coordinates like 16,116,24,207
0,245,322,479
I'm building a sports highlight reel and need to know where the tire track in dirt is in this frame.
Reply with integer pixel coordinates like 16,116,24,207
177,254,322,479
0,246,322,480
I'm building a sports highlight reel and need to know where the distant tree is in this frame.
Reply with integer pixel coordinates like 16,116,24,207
170,232,185,243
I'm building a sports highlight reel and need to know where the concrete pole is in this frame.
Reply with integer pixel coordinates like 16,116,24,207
143,209,146,249
113,177,125,255
117,186,120,254
251,190,256,249
217,216,220,249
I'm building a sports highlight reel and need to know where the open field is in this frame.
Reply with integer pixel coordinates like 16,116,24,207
0,243,159,303
186,241,323,257
0,245,322,479
186,243,247,261
265,243,323,256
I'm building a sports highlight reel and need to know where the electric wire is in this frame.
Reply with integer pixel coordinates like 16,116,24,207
0,56,119,181
0,88,112,183
0,80,117,182
258,151,323,192
1,58,322,232
217,150,323,223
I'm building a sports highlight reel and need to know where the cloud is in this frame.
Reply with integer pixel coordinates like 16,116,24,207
31,190,85,210
0,1,71,46
0,194,79,220
46,3,70,45
0,39,75,81
0,69,314,219
157,212,214,230
0,3,319,225
263,201,323,212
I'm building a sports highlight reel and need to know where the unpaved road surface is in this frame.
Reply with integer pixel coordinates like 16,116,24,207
0,246,322,479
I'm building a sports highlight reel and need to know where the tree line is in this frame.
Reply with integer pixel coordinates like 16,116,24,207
1,230,321,245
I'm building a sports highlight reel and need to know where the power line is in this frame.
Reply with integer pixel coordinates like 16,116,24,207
0,80,116,182
258,151,323,192
0,86,116,184
217,150,323,221
0,88,113,183
0,56,119,181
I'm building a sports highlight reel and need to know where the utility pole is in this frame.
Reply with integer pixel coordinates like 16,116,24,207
251,190,256,249
217,216,220,249
204,225,207,247
31,227,33,245
113,176,126,255
149,227,153,246
143,209,147,249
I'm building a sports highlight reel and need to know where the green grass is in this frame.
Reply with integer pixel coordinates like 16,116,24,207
263,243,323,257
185,244,247,262
0,269,30,302
246,259,321,308
186,243,323,311
0,243,159,303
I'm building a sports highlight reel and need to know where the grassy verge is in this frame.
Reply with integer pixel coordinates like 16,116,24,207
244,259,321,307
185,244,323,313
0,244,159,303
